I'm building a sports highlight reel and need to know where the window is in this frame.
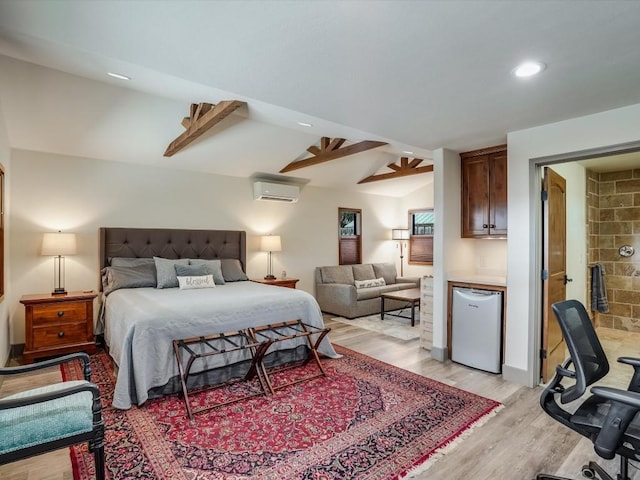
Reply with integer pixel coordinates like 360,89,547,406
408,209,433,265
338,208,362,265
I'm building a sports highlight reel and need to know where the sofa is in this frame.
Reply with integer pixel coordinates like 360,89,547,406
314,263,420,318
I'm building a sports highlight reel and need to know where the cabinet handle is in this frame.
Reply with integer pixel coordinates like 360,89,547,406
58,331,65,338
482,224,488,228
57,311,64,317
490,224,496,228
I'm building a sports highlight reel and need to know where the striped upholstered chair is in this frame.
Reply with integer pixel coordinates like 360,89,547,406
0,352,105,479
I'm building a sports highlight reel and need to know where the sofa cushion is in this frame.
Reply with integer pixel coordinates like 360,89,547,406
356,286,386,300
372,263,398,285
352,264,376,281
320,265,355,285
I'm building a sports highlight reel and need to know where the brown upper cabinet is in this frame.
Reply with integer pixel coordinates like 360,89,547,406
460,144,507,238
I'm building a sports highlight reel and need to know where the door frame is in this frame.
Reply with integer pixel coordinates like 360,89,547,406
529,140,640,386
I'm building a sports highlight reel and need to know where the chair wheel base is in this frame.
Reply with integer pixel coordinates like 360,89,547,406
534,461,619,480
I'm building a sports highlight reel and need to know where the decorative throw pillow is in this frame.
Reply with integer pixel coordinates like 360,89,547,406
109,257,156,268
177,274,216,290
153,257,190,288
188,259,226,285
220,259,249,282
354,277,386,289
101,264,157,295
175,264,209,277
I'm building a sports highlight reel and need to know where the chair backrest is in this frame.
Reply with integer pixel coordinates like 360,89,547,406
551,299,609,403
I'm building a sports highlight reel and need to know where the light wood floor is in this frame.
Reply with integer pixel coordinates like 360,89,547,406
1,321,639,480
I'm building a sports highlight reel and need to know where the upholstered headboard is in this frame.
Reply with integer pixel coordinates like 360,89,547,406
99,227,247,270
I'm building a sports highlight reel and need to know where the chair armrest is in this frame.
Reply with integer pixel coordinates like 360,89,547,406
617,357,640,392
0,381,101,410
618,357,640,367
396,276,420,285
591,386,640,407
0,352,91,381
315,283,357,317
590,386,640,459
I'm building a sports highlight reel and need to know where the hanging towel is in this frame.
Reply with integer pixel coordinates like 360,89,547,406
591,263,609,313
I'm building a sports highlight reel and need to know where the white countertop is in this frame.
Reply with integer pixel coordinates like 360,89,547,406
447,273,507,287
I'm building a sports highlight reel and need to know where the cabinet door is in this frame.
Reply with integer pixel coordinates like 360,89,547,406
462,155,490,237
488,151,508,236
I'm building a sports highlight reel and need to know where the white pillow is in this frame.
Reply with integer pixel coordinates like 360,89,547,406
177,274,216,290
354,277,386,289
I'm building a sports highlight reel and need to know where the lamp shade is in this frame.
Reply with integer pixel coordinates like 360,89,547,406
391,229,410,240
41,232,77,256
260,235,282,252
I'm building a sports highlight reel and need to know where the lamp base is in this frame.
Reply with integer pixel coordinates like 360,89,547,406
52,288,67,295
264,275,276,280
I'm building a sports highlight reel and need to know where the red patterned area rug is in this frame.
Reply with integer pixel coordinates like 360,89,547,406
63,346,502,480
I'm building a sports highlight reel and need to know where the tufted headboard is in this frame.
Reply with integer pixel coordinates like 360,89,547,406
99,227,246,270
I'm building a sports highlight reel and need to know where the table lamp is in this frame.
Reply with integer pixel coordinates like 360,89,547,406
41,231,77,294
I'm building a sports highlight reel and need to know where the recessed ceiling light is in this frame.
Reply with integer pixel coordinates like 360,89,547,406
297,121,313,127
107,72,131,80
402,150,414,155
513,61,546,78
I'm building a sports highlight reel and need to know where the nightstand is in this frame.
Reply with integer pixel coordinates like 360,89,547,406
20,291,97,363
251,278,299,289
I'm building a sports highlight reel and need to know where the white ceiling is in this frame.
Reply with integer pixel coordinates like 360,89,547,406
1,0,640,196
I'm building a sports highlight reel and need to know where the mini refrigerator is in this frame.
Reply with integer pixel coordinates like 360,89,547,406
451,287,503,373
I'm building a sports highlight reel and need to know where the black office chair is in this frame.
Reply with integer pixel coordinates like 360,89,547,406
535,299,640,480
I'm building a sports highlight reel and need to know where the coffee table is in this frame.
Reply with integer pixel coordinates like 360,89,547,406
380,288,421,327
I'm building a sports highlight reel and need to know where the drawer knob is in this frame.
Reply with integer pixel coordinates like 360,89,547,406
57,311,65,317
58,331,65,338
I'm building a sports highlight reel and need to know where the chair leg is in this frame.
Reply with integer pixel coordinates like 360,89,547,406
93,445,106,480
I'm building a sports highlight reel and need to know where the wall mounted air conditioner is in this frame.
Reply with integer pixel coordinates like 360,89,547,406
253,181,299,203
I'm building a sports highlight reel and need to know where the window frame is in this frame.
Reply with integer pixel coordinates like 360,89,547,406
338,207,362,265
408,208,434,266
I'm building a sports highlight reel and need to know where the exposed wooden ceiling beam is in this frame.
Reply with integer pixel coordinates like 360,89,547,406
358,157,434,184
280,137,387,173
164,100,245,157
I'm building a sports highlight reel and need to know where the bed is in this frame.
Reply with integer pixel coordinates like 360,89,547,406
99,227,338,410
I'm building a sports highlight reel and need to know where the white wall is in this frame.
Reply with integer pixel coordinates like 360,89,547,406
8,149,433,345
506,102,640,386
0,98,10,365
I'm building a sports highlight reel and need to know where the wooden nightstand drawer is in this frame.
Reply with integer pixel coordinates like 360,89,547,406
31,302,89,325
32,322,89,349
20,291,97,363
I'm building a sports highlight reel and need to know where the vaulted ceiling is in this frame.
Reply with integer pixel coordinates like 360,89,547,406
1,1,639,196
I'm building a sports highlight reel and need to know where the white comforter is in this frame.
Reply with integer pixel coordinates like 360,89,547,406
104,281,338,409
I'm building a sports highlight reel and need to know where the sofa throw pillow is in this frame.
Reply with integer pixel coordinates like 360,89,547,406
188,259,226,285
153,257,190,288
177,274,216,290
354,277,386,289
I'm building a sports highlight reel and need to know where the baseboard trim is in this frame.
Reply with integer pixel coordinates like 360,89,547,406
430,345,447,362
501,363,532,386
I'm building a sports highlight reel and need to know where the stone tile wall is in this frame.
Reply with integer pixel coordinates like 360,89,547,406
589,169,640,332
